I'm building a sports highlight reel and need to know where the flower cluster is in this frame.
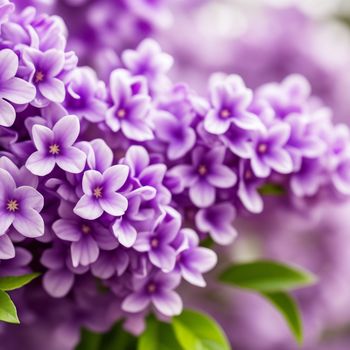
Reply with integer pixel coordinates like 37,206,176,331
0,0,350,343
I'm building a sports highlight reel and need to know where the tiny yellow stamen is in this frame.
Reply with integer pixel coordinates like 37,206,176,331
81,224,91,234
220,109,231,118
6,199,19,212
117,109,126,118
198,165,207,176
147,283,156,293
49,144,60,155
35,71,44,83
93,186,103,199
258,143,268,154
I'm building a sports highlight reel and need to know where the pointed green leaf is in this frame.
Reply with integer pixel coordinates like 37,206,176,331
0,290,19,324
262,291,303,345
138,316,182,350
0,273,40,291
172,309,231,350
219,260,316,292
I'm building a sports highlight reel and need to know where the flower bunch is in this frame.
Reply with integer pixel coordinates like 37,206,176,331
0,0,350,343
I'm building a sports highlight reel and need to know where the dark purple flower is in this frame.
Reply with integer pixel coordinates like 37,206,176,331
23,47,66,107
134,208,181,272
204,74,261,135
53,202,118,267
74,165,129,220
170,146,237,208
0,168,44,237
26,115,87,176
0,49,35,127
105,69,153,141
65,67,107,123
173,228,217,287
250,122,293,178
196,202,237,245
122,271,182,317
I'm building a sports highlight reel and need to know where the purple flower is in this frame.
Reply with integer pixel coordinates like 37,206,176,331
250,123,293,178
91,248,129,279
122,271,182,317
0,168,44,238
65,67,107,123
0,49,35,127
26,115,87,176
23,48,66,107
134,208,181,272
53,202,118,267
170,146,237,208
173,228,217,287
332,158,350,195
237,160,264,214
105,69,153,141
204,74,261,135
122,38,173,83
153,110,196,160
196,202,237,245
74,165,129,220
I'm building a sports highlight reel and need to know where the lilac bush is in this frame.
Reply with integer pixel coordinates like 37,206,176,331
0,1,350,349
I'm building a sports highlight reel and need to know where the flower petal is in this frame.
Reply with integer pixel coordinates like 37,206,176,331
103,164,129,192
53,115,80,147
0,49,17,81
152,290,182,317
0,77,35,104
122,291,150,313
38,78,65,103
0,99,15,127
26,151,55,176
112,218,137,248
13,208,44,237
56,147,86,174
189,180,215,208
0,234,15,259
71,235,99,267
73,195,103,220
43,269,74,298
99,192,128,217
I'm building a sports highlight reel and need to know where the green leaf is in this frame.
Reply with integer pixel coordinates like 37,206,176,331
262,291,303,345
75,329,103,350
100,322,137,350
0,290,19,324
258,183,286,196
172,309,231,350
0,273,40,291
138,316,182,350
219,260,316,292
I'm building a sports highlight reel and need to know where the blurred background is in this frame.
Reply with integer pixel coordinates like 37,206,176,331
10,0,350,349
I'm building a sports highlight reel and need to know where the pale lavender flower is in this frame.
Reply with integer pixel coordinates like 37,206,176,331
332,158,350,195
122,271,182,317
170,146,237,208
74,165,129,220
173,228,217,287
0,168,44,237
196,202,237,245
105,69,153,141
204,74,261,135
153,110,196,160
23,47,66,107
0,49,35,127
122,38,173,84
26,115,87,176
250,123,293,178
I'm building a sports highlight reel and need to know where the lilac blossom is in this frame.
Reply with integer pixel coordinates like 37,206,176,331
173,228,217,287
250,123,293,178
53,202,118,267
170,146,237,208
23,48,66,107
134,208,181,272
204,74,261,135
122,271,182,317
196,202,237,245
153,110,196,160
0,168,44,237
74,165,129,220
0,49,35,127
105,69,153,141
26,115,87,176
